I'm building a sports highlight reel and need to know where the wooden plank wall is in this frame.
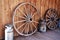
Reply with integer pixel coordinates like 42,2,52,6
0,0,60,39
57,0,60,17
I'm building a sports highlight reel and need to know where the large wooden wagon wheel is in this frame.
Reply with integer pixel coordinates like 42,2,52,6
44,8,58,30
13,2,39,36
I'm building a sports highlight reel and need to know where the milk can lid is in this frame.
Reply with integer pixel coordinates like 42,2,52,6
5,24,13,28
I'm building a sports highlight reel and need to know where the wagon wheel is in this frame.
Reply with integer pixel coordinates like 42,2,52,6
13,2,39,36
44,8,58,30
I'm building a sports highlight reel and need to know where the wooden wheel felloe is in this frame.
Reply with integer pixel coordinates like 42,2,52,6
13,2,39,36
44,8,58,30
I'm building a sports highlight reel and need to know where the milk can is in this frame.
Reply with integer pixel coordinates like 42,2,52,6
5,24,13,40
38,19,46,32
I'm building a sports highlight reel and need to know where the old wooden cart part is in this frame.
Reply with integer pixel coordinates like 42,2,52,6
44,8,58,30
13,2,39,36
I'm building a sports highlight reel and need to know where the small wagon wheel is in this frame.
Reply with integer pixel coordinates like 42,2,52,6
44,8,58,30
13,2,39,36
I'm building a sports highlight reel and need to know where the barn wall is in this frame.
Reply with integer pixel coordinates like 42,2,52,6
57,0,60,17
0,0,60,39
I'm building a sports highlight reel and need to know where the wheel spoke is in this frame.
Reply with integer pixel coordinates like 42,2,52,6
54,21,57,25
53,13,55,17
46,19,50,22
15,15,25,19
18,9,27,17
54,20,58,24
51,14,54,17
27,6,30,13
55,17,58,20
50,13,54,17
30,23,33,33
24,4,31,16
21,23,27,33
25,23,28,33
47,21,52,26
31,21,38,24
27,23,30,34
24,5,27,11
23,5,28,15
52,21,57,29
55,14,58,18
54,14,58,21
46,16,50,19
50,22,55,29
15,20,26,23
17,23,26,30
48,21,55,29
46,14,50,18
32,23,36,28
47,11,51,16
32,12,37,17
48,22,52,28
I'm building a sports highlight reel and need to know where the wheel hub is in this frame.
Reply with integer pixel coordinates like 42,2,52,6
51,17,54,21
26,14,32,22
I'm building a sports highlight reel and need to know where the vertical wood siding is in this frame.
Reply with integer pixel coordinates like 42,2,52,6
0,0,60,39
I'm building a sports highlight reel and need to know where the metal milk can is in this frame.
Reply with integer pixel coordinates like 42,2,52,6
38,19,46,32
40,20,46,32
5,24,13,40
